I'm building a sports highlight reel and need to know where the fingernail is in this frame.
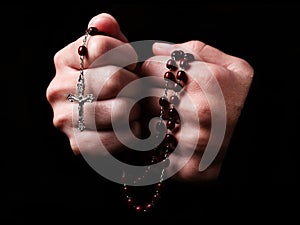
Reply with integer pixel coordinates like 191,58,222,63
153,42,174,51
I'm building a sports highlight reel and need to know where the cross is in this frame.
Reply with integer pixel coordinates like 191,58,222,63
68,73,95,131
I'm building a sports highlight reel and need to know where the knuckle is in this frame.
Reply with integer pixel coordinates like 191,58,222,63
52,111,71,130
198,104,212,128
53,47,69,68
89,37,111,57
69,138,80,155
45,80,60,103
238,58,254,78
197,128,211,150
185,40,206,54
53,50,62,66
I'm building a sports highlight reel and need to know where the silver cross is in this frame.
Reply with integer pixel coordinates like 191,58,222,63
68,73,95,131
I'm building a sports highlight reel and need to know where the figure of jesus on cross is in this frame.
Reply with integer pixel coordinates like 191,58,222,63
67,72,95,132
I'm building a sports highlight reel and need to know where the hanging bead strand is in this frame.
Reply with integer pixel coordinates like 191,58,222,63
122,50,194,214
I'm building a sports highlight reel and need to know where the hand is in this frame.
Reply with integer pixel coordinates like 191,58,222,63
46,13,141,156
140,41,254,183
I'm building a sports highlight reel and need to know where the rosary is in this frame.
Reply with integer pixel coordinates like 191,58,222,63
68,26,194,213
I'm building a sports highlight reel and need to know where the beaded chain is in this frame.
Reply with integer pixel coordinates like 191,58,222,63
67,27,109,131
122,50,194,213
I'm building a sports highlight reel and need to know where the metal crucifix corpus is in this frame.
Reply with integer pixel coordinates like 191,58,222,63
68,73,95,131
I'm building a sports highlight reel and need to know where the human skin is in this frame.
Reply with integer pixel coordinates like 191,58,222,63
46,13,254,184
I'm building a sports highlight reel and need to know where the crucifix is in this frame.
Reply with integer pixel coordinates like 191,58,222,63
67,28,98,132
68,71,95,131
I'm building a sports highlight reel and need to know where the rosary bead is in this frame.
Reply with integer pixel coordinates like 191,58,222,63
144,203,153,212
87,27,99,35
184,52,195,62
168,107,178,118
135,205,143,213
176,70,187,82
166,143,175,153
78,45,87,56
165,133,178,148
170,95,179,106
166,119,176,130
164,71,175,82
173,82,183,92
179,59,190,70
159,96,169,107
166,59,177,71
165,133,175,143
156,182,164,190
123,185,129,194
171,50,185,60
127,197,134,206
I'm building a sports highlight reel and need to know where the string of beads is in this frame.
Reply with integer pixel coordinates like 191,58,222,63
122,49,194,213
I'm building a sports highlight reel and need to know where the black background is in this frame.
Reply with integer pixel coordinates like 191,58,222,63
1,2,298,224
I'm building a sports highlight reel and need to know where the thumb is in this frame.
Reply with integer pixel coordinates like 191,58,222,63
88,13,128,43
152,41,204,61
152,41,253,77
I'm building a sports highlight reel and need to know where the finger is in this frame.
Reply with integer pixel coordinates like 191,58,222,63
139,86,212,129
46,66,140,104
54,36,138,71
52,97,141,130
85,66,140,100
140,55,219,92
63,121,142,156
152,41,253,78
140,56,227,129
88,13,128,43
53,12,137,71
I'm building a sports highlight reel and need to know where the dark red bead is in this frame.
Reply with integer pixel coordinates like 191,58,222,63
170,95,179,106
164,71,175,82
166,119,175,130
156,182,164,190
165,133,175,144
179,59,190,70
127,197,134,206
173,82,183,92
135,205,143,213
171,50,184,60
184,53,195,62
166,59,177,71
159,96,169,107
145,203,153,212
168,107,178,118
87,27,99,35
78,45,87,56
176,70,187,82
123,186,129,194
165,134,178,149
162,112,170,120
167,143,175,153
